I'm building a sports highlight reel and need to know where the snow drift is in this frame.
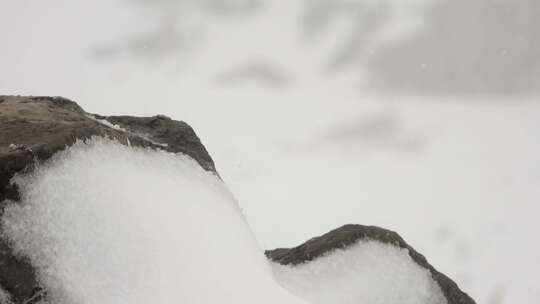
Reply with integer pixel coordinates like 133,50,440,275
1,138,446,303
1,138,305,304
272,240,446,304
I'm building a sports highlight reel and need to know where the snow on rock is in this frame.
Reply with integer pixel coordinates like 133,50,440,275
1,138,305,304
267,224,476,304
0,96,217,303
0,137,457,304
86,114,128,132
0,96,476,304
0,95,216,203
272,240,446,304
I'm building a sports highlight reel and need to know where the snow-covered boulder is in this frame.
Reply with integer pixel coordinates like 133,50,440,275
0,96,475,304
267,224,476,304
0,96,217,303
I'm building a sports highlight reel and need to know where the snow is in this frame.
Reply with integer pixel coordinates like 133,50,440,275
0,138,306,304
86,114,127,132
86,114,169,147
134,133,169,148
272,240,446,304
0,287,12,304
0,138,448,304
8,144,24,151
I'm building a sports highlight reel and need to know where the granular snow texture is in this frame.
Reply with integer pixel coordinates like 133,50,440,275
1,138,446,304
1,138,305,304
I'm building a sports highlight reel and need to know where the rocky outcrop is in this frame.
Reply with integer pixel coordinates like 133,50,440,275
0,95,217,303
266,224,476,304
0,96,216,204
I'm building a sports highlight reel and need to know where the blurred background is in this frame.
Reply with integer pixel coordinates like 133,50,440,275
1,0,539,303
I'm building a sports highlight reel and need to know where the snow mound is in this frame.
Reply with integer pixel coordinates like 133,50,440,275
1,138,305,304
272,240,447,304
1,137,447,304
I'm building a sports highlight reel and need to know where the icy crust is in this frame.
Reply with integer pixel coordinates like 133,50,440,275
271,240,447,304
0,138,305,304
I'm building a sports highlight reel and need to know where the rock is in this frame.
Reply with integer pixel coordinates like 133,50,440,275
0,96,217,204
0,95,217,303
266,224,476,304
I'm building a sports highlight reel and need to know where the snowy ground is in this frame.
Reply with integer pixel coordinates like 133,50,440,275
1,1,539,303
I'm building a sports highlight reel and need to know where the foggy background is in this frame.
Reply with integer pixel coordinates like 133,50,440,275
1,0,539,303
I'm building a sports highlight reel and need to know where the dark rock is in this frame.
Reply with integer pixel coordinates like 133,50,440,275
0,95,217,205
0,95,217,303
105,115,215,173
266,224,476,304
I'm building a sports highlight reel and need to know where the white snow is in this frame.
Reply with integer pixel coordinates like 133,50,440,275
86,114,169,147
0,138,448,304
0,138,306,304
8,144,24,151
135,133,169,148
272,240,447,304
86,115,127,132
0,286,12,304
